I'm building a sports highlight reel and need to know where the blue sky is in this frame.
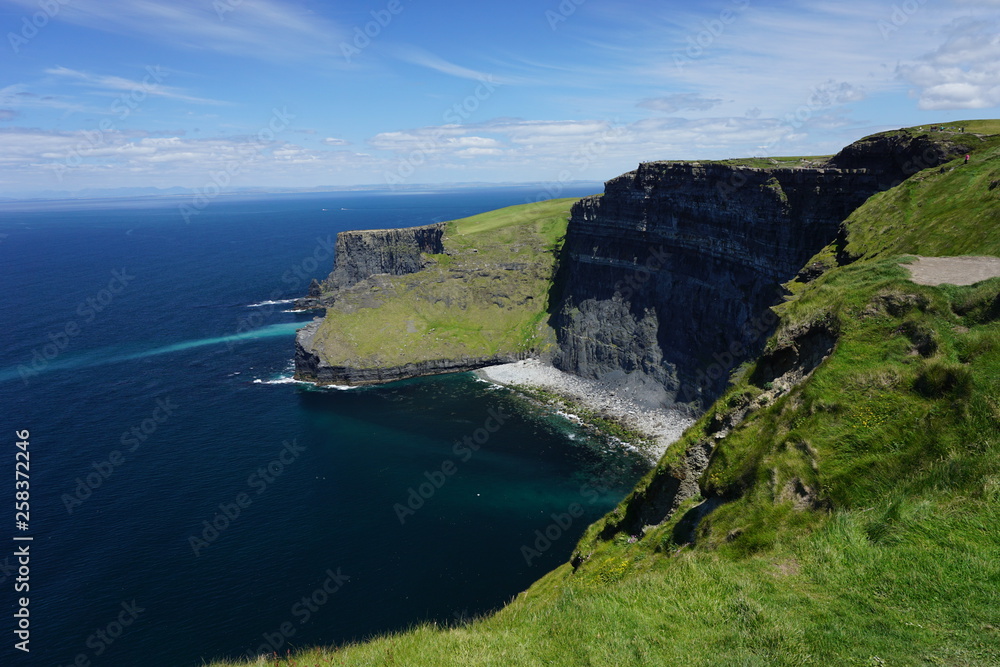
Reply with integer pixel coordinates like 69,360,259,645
1,0,998,196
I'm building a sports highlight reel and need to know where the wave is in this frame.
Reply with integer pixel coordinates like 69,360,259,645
253,375,302,385
246,298,298,308
254,374,359,390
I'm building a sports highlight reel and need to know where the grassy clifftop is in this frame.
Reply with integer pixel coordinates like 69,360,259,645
213,122,1000,665
308,197,577,370
840,121,1000,261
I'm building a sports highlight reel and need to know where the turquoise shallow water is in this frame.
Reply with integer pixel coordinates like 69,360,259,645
0,188,648,666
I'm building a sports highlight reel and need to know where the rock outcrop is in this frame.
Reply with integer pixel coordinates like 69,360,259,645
293,223,445,309
326,223,446,290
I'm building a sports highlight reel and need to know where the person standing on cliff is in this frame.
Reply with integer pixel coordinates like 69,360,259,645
965,154,970,165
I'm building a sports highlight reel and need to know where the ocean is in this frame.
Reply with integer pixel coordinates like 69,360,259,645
0,187,652,666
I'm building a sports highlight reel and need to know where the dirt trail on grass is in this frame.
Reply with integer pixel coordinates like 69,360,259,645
903,256,1000,286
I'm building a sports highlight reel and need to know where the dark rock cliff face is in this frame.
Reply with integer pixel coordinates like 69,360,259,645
326,223,446,290
826,130,970,186
293,223,445,310
550,148,931,409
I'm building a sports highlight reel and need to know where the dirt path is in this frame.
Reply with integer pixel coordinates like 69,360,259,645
903,255,1000,286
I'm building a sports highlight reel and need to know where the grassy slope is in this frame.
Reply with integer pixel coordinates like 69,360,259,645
309,198,578,368
211,123,1000,666
841,126,1000,261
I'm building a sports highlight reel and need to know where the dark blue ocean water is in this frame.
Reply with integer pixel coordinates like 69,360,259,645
0,187,649,666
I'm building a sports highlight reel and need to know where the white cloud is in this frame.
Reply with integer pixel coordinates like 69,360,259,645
324,137,350,146
898,18,1000,110
0,127,383,190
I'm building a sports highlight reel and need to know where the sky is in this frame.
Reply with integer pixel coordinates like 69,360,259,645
0,0,998,196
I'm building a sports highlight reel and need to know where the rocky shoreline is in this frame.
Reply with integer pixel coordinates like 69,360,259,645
475,359,694,462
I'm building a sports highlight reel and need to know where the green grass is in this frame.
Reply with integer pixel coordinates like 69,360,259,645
653,155,834,169
841,134,1000,261
309,198,582,370
714,155,834,169
208,123,1000,666
883,118,1000,138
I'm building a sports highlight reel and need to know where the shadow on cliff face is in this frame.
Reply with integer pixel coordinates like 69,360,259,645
544,239,572,357
544,220,680,412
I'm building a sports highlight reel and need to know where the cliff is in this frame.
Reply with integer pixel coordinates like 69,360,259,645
550,129,971,410
215,120,1000,667
294,199,575,385
326,222,446,289
295,128,968,397
294,223,445,310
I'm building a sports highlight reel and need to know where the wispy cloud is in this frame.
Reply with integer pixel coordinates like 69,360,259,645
0,84,94,114
45,67,228,105
388,44,527,85
639,94,724,113
5,0,345,61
